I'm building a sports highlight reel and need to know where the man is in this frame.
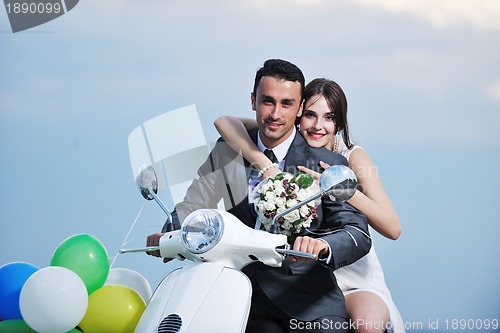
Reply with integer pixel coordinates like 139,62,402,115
147,59,371,332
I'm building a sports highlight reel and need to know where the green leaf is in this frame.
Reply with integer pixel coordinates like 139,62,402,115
274,172,285,181
295,174,314,188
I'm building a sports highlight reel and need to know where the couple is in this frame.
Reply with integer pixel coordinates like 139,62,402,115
147,59,403,333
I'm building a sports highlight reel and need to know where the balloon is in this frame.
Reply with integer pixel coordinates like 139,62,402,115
0,319,81,332
0,319,37,333
50,233,109,294
79,285,145,333
0,262,39,320
19,266,88,333
104,268,152,303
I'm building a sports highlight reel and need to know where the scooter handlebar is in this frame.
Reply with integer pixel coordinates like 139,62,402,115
275,248,317,260
119,246,160,254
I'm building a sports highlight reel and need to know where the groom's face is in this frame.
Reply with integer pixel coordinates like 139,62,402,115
251,76,303,149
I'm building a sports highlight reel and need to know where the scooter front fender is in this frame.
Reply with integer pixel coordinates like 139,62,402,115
135,262,252,333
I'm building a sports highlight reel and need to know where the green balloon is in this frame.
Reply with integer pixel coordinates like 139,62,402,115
0,319,83,332
0,319,37,333
51,233,109,294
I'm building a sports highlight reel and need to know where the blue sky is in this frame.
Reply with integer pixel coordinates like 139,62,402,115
1,0,500,330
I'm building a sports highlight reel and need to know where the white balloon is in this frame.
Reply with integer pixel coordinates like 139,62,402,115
20,266,88,333
105,268,152,303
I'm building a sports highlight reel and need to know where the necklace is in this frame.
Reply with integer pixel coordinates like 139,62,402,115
332,136,339,153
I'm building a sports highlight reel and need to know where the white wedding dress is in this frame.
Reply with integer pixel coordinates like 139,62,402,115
335,139,405,333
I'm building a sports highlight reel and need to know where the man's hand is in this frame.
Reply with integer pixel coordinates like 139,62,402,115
289,236,329,263
146,233,172,263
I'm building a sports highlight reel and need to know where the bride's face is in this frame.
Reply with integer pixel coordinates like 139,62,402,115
299,95,336,150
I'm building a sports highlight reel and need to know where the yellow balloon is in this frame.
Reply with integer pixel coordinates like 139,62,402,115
78,285,145,333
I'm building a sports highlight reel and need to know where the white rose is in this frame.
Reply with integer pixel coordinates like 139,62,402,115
275,197,286,207
265,191,277,201
284,209,300,223
299,205,310,218
286,198,298,207
282,220,293,230
273,179,283,188
264,200,276,211
297,188,311,201
274,182,285,194
303,217,313,228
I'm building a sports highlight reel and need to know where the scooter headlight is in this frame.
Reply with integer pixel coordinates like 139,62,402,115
181,209,224,254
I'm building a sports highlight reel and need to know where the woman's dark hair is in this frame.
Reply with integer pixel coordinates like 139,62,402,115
302,78,353,150
253,59,306,98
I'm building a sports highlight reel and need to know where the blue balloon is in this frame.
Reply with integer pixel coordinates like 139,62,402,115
0,262,39,320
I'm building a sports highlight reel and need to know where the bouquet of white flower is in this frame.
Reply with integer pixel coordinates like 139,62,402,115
253,172,320,237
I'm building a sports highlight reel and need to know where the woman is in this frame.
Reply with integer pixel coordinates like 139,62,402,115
214,78,404,333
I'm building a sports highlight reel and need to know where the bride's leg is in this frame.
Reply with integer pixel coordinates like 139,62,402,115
345,291,389,333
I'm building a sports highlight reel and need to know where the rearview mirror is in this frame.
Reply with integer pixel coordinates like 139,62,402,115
136,164,158,200
320,165,358,202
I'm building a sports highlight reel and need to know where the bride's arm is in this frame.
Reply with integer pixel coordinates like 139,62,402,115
298,150,401,240
337,149,401,240
214,116,280,179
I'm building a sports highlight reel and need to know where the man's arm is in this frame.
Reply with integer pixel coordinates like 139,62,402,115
290,200,371,267
165,139,228,229
318,200,371,269
149,139,231,258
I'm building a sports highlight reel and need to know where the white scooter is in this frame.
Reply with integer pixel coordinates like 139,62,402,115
120,164,358,333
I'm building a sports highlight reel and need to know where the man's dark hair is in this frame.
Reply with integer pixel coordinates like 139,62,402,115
253,59,305,98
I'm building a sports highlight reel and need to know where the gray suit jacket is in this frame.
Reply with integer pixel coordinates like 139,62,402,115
169,129,371,321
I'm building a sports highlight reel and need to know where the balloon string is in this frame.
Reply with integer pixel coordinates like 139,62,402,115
109,203,145,268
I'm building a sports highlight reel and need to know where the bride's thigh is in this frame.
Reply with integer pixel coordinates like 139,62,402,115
344,291,389,333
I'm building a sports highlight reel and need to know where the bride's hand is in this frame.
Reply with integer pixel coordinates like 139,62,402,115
318,161,331,170
297,161,331,184
260,166,281,180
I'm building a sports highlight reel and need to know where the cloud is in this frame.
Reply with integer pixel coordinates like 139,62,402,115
2,0,498,145
353,0,500,31
487,82,500,101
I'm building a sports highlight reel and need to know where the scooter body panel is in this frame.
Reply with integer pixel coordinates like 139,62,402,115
134,262,252,333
